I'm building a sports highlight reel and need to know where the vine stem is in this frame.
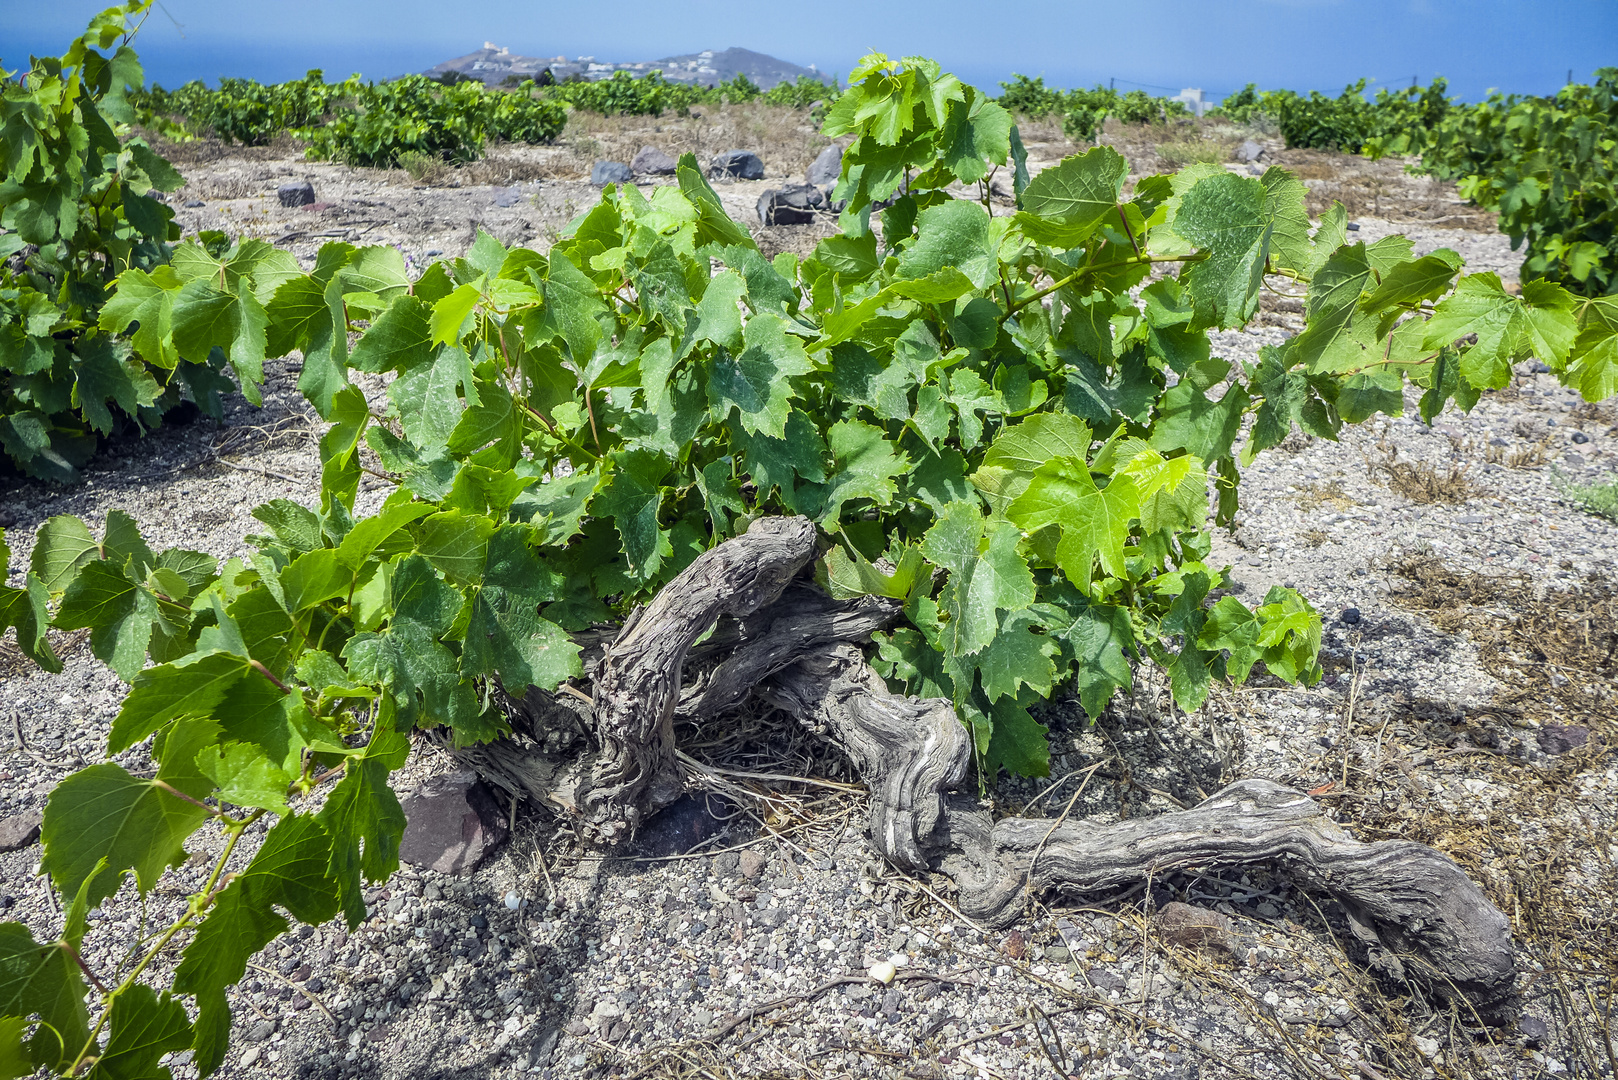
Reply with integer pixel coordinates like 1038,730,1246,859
1003,251,1208,319
67,810,265,1076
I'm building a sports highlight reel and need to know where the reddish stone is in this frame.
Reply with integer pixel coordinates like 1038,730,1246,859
397,771,509,876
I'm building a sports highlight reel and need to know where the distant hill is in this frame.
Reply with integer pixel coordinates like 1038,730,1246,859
424,43,832,89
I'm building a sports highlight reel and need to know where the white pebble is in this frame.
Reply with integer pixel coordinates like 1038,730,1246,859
504,891,522,911
817,938,835,951
888,952,909,969
868,961,897,984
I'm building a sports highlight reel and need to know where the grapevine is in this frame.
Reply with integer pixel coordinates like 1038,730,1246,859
3,32,1615,1079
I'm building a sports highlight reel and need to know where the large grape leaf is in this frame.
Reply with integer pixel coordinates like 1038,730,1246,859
1016,147,1128,246
0,923,88,1072
318,721,409,929
82,984,191,1080
1424,273,1578,389
972,609,1058,703
818,419,907,525
38,736,214,914
1008,458,1139,592
969,413,1092,516
921,502,1035,660
595,451,673,581
895,200,997,291
1172,172,1271,328
106,651,252,755
707,312,811,438
173,815,340,1076
460,526,579,694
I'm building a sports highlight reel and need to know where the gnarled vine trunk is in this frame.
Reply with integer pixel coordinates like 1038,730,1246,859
446,516,1517,1011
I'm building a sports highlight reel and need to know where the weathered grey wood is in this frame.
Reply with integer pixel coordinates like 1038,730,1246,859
940,780,1516,1001
688,591,902,718
756,640,1515,1006
762,643,971,870
577,515,818,841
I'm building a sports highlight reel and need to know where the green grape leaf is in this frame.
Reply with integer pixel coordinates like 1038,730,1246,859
1009,457,1139,593
107,651,252,755
53,561,161,682
1017,146,1128,245
1116,444,1208,534
0,923,89,1072
82,984,191,1080
1173,172,1270,328
694,271,747,352
194,740,293,813
1361,250,1463,310
461,526,580,695
318,720,410,929
896,200,998,291
1148,380,1250,464
970,413,1092,516
0,1015,27,1080
29,515,100,593
921,502,1035,659
430,282,481,347
173,814,340,1076
979,694,1050,779
39,760,211,912
596,451,673,581
819,419,907,525
974,609,1058,703
707,312,811,438
349,294,434,373
1425,273,1578,389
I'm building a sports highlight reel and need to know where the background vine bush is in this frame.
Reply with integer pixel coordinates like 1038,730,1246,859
0,1,255,483
4,35,1618,1080
136,71,567,165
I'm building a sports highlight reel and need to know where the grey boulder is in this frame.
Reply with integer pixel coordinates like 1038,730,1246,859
631,145,678,175
806,144,842,187
1236,140,1264,163
710,149,764,181
757,183,827,225
397,771,508,876
590,160,634,187
277,180,316,208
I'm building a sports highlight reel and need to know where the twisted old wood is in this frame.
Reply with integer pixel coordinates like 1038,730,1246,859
577,515,817,841
456,515,1516,1008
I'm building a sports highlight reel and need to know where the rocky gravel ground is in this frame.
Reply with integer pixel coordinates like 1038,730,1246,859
2,136,1616,1080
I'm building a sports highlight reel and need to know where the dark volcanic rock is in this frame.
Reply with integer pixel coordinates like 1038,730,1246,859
1538,724,1590,755
0,811,43,853
277,180,316,208
398,771,508,876
710,150,764,181
757,182,827,225
806,144,842,187
591,161,634,187
631,146,678,175
631,793,737,857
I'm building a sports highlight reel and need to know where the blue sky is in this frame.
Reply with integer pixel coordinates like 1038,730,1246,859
3,0,1613,102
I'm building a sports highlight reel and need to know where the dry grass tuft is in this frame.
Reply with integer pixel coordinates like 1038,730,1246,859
1292,480,1358,512
1370,447,1477,504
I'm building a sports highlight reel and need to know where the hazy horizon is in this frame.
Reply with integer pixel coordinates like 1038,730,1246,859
3,0,1614,104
